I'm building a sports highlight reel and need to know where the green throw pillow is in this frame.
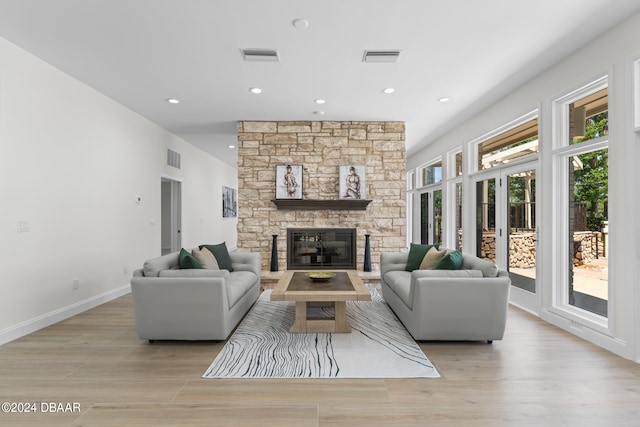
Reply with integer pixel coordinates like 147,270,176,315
178,248,203,269
435,250,463,270
200,242,234,272
405,243,435,272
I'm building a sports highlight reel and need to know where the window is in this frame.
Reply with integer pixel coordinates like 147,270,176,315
455,152,463,177
477,118,539,170
420,190,442,246
453,181,463,249
417,158,443,245
553,76,609,323
446,148,463,249
569,88,608,144
417,159,442,187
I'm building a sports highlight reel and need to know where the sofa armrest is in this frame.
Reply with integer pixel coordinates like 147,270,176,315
130,276,231,340
380,252,409,279
230,251,261,277
413,276,511,318
130,276,229,317
411,275,511,337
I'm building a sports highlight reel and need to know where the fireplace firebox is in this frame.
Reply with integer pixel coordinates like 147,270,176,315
287,228,356,270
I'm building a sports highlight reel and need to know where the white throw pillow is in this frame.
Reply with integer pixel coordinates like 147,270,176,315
192,246,220,270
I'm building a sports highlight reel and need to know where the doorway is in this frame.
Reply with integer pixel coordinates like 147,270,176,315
161,178,181,255
473,161,539,310
419,189,442,246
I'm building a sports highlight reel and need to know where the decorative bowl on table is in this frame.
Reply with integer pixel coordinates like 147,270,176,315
305,272,336,282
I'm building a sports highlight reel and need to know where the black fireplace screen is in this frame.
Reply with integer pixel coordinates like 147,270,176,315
287,228,356,270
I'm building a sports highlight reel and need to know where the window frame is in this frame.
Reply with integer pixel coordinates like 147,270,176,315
550,73,612,335
630,52,640,132
445,147,463,249
406,170,415,247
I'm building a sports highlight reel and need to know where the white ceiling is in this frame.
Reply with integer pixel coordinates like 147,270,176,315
1,0,639,167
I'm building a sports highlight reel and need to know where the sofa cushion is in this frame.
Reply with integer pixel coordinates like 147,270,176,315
192,246,220,270
435,249,463,270
200,242,234,272
419,247,446,270
462,254,499,277
405,243,435,272
179,248,203,269
158,269,230,279
143,252,179,277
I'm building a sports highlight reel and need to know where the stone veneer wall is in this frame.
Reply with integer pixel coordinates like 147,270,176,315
237,121,406,272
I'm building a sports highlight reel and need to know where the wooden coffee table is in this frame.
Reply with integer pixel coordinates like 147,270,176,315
270,270,371,333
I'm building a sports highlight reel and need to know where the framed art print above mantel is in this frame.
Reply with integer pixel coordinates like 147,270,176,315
339,165,366,199
275,164,303,200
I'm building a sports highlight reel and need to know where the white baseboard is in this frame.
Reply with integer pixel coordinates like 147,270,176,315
0,284,131,346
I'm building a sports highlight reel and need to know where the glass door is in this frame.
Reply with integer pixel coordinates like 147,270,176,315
475,175,497,263
506,167,537,297
473,161,539,311
420,189,442,246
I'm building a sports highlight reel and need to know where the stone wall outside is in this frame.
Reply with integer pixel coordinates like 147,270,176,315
481,230,603,267
237,121,406,272
573,231,605,265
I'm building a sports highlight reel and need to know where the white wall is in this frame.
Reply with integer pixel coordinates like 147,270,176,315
0,37,237,344
408,12,640,362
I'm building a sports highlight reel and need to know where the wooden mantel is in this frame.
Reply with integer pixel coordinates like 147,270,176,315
271,199,372,211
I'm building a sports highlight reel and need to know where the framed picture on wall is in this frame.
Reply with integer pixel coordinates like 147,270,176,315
275,164,303,199
339,165,366,199
222,186,237,217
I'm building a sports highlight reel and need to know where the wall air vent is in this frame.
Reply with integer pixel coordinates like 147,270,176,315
167,149,181,169
362,50,402,63
241,48,280,62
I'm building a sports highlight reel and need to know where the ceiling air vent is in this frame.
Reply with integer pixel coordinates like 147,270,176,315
167,149,181,169
241,48,280,62
362,50,402,63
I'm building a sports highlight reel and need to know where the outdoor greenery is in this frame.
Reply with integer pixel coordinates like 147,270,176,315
574,112,609,231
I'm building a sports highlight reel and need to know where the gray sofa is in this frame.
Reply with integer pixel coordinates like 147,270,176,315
130,250,260,341
380,251,511,342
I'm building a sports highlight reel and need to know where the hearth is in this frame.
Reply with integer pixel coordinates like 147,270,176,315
287,228,356,270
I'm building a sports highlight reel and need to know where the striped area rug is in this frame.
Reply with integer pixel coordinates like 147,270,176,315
203,289,440,379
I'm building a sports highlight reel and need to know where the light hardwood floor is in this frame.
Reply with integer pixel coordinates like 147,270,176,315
1,292,639,426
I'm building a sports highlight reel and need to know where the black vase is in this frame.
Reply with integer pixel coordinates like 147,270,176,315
364,234,372,272
270,235,279,272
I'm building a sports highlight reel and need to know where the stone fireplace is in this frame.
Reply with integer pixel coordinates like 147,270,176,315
236,121,407,272
287,228,356,270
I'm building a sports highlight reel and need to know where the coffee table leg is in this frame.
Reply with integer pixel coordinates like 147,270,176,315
334,301,351,333
291,301,308,333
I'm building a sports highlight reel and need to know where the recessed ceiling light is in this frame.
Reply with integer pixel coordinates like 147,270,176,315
382,88,395,94
166,98,180,104
313,110,325,115
314,99,326,104
292,18,309,29
249,87,262,94
438,97,451,103
228,145,235,149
